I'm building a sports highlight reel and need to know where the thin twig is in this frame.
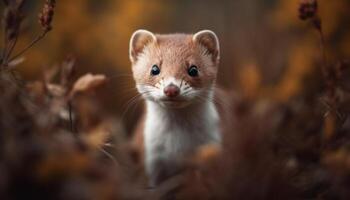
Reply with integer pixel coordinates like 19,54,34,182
1,30,9,67
8,30,48,63
316,28,328,80
98,146,119,166
4,36,19,64
316,28,336,105
9,69,22,86
313,17,339,141
68,100,75,133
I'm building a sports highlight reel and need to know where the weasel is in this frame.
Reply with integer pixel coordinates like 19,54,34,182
129,29,221,186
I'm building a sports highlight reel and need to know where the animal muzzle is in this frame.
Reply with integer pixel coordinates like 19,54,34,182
163,84,180,98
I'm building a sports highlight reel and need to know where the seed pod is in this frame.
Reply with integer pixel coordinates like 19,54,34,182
298,0,318,21
38,0,56,32
3,0,24,40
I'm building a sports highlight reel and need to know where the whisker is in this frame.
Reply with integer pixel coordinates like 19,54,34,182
120,90,152,114
120,98,143,123
129,99,143,122
181,90,192,96
180,79,184,88
104,143,115,148
120,92,147,121
98,146,119,166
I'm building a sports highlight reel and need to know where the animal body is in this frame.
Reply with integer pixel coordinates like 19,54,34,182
129,29,221,186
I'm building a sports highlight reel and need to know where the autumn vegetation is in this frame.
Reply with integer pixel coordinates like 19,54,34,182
0,0,350,199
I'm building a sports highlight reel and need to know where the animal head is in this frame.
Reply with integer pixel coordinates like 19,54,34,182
129,29,220,108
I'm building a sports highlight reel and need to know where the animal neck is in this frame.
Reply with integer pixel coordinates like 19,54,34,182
143,90,221,186
150,99,204,114
144,90,220,141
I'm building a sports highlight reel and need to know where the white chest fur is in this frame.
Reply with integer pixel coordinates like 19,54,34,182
144,99,221,185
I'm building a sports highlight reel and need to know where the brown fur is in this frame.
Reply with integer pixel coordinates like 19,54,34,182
128,30,222,170
131,34,218,90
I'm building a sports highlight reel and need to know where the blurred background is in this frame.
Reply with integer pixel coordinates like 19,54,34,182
2,0,350,132
1,1,350,199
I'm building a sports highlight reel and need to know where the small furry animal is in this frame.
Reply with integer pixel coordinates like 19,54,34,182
129,29,221,186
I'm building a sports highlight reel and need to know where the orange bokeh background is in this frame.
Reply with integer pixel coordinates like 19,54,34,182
1,0,349,131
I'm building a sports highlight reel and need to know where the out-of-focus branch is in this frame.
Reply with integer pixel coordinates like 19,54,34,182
1,0,56,68
8,30,48,63
299,0,339,140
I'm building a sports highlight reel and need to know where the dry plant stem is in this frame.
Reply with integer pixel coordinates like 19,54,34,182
315,21,338,141
1,31,9,67
317,28,328,80
9,30,48,63
5,35,18,63
317,28,337,105
318,31,332,87
68,100,75,133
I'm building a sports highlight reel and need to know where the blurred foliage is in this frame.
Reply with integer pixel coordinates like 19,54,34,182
1,0,349,114
0,0,350,199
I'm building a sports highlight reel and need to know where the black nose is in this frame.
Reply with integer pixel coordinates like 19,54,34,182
164,84,180,97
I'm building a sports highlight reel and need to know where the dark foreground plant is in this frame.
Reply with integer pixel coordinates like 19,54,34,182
0,0,350,200
0,1,152,199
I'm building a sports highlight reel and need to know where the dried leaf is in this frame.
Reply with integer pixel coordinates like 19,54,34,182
43,65,59,83
8,57,25,68
46,83,66,97
26,81,46,95
60,56,76,87
70,73,107,97
82,123,111,148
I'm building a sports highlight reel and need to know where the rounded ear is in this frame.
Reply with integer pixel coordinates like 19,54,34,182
129,29,157,63
193,30,220,62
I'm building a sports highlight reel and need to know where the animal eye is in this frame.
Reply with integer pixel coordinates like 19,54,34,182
188,65,198,77
150,65,160,76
